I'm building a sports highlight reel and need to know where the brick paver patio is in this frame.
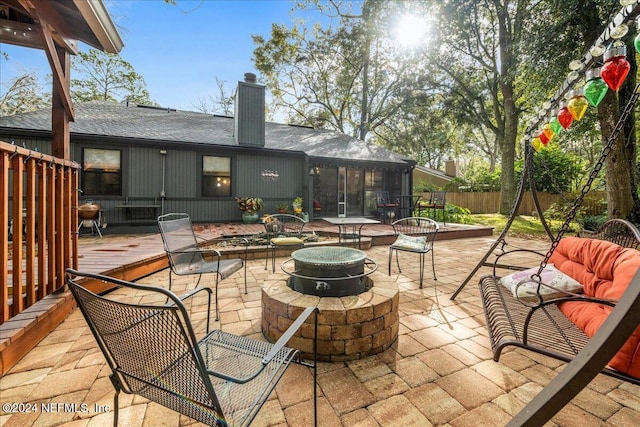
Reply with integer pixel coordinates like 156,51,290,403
2,235,640,426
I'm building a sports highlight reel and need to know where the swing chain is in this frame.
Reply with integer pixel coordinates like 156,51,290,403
537,82,640,274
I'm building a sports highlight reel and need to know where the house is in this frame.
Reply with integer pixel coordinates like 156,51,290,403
0,74,415,227
413,162,456,191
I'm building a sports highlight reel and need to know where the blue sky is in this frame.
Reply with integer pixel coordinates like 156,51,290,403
0,0,318,112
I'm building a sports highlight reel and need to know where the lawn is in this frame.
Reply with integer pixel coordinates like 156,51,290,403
469,214,580,240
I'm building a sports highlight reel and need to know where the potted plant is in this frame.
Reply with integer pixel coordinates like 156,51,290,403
236,197,263,223
292,196,303,213
275,203,289,214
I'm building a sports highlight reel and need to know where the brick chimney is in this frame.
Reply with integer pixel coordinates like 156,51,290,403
234,72,265,147
445,159,458,177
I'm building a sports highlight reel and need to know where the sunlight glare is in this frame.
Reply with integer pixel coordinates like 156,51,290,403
394,14,429,49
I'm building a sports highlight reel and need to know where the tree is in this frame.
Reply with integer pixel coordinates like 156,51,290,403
71,48,153,105
192,77,235,115
252,0,434,141
524,0,638,221
429,0,539,214
515,143,586,193
0,72,50,116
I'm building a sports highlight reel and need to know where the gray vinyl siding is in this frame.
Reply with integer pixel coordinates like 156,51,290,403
0,135,51,154
164,148,197,199
128,147,164,198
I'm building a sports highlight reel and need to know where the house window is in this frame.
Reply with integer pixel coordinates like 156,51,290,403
82,148,122,195
203,156,231,197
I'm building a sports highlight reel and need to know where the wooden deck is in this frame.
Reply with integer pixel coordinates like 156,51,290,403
0,220,492,375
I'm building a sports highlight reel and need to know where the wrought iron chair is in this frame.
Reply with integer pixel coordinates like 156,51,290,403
65,269,318,427
263,214,307,272
376,191,399,224
158,213,247,320
418,191,447,226
388,217,439,288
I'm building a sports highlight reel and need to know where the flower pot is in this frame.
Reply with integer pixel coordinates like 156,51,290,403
242,211,260,224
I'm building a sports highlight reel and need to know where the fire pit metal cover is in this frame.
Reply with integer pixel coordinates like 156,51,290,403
287,246,372,297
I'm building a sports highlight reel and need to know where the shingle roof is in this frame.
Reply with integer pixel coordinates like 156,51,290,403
0,101,410,165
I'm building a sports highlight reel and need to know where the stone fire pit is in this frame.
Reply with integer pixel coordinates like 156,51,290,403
261,261,399,362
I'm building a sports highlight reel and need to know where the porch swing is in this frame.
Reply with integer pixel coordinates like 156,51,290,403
449,5,640,422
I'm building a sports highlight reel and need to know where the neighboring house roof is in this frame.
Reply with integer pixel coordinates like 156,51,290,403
414,164,454,181
0,101,411,165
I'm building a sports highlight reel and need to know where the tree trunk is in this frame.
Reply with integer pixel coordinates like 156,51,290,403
499,100,518,214
599,90,634,220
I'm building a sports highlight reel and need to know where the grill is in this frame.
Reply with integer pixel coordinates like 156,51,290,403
283,246,376,297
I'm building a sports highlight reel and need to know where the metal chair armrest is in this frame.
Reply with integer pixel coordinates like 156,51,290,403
176,286,213,333
263,306,318,364
204,306,318,384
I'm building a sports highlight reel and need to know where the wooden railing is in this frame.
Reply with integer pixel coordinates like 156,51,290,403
1,140,79,324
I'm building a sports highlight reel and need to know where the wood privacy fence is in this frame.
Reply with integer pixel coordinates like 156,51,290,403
420,191,607,216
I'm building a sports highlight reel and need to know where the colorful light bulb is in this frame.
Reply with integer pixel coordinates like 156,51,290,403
542,123,555,142
601,42,630,91
539,132,549,145
584,68,608,107
550,117,563,135
567,90,589,121
531,137,543,152
636,19,640,54
557,106,574,130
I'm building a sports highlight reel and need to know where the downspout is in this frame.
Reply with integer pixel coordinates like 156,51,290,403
160,149,167,215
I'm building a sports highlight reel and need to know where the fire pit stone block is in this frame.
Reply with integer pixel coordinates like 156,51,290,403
261,270,399,362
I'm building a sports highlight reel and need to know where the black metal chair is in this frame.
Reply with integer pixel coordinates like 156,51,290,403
65,269,318,427
388,217,439,288
376,191,399,224
158,213,247,320
263,214,307,272
418,191,447,226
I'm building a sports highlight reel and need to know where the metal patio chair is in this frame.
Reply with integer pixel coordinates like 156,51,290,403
65,269,318,427
388,217,439,288
376,191,399,224
158,213,247,320
262,214,307,272
418,191,447,226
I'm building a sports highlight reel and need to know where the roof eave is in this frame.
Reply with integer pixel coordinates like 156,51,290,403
72,0,123,53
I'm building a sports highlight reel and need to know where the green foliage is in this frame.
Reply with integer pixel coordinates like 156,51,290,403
416,203,473,224
443,177,467,192
71,49,154,105
236,197,264,212
515,143,586,193
413,178,438,193
543,198,586,221
0,72,49,116
469,214,580,236
578,214,608,231
461,163,501,192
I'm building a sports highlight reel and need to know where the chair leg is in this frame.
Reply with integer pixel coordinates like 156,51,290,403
112,389,119,427
395,250,402,273
388,248,393,275
431,250,437,281
419,252,424,288
244,259,248,295
271,246,276,273
214,274,220,321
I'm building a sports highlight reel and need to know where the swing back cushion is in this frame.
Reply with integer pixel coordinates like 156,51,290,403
550,237,640,377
